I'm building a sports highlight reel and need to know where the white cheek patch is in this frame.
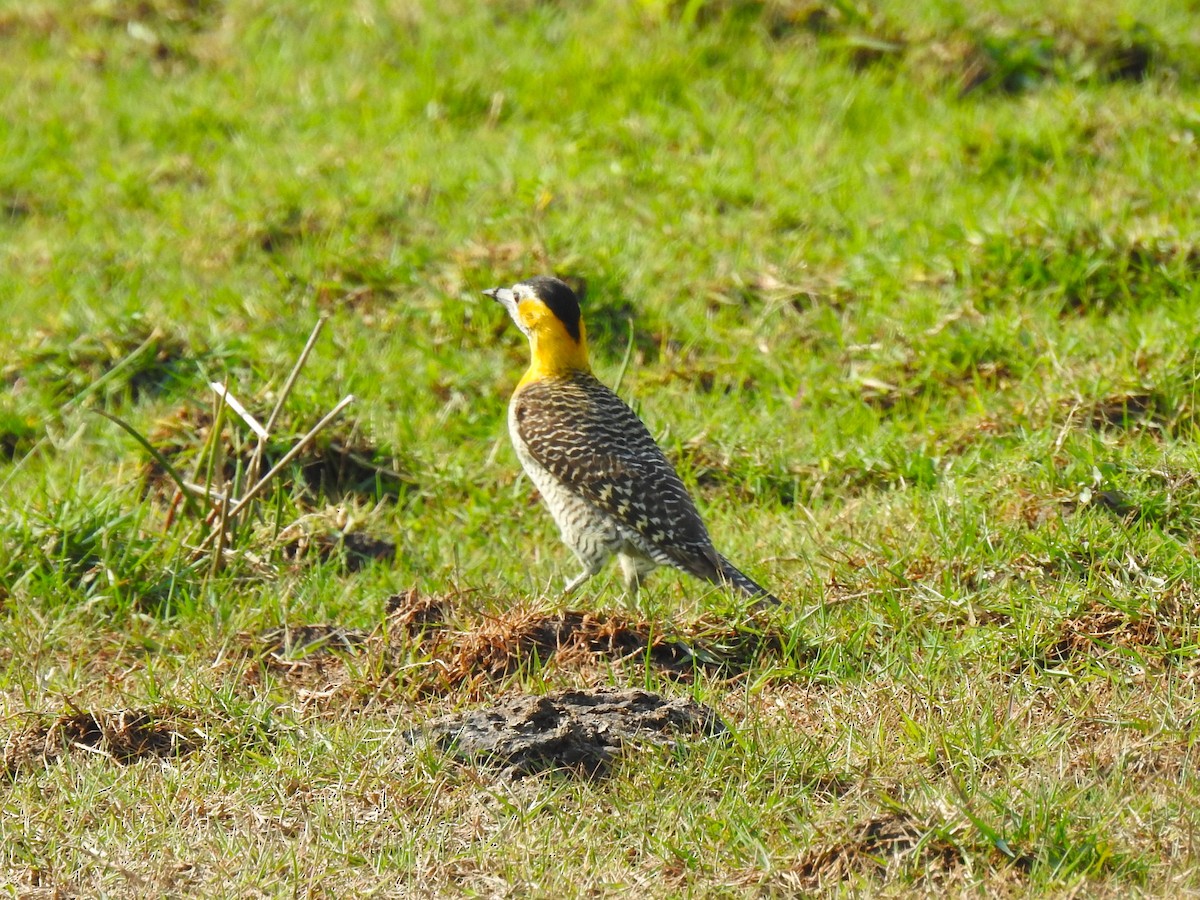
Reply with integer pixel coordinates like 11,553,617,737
497,292,526,334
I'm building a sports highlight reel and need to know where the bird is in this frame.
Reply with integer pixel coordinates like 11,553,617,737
484,275,780,606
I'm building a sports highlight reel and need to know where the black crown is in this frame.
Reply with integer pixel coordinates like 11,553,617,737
523,276,582,343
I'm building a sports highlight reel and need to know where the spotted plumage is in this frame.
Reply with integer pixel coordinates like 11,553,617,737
485,276,779,605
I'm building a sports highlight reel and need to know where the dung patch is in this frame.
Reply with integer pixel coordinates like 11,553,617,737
406,686,726,779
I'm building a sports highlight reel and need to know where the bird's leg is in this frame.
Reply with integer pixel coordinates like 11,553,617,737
617,552,655,601
562,569,593,595
619,564,638,600
562,544,611,597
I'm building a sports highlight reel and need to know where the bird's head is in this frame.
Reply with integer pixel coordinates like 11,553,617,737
485,276,590,377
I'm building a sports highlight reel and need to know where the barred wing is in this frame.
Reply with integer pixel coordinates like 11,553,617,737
512,374,721,579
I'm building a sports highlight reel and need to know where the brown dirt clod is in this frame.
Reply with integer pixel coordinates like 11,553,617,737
3,706,203,777
796,810,963,887
279,530,397,571
1042,604,1171,667
386,587,449,630
257,624,368,657
251,592,788,702
1077,391,1164,431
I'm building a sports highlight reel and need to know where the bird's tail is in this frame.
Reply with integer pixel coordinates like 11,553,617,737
715,555,781,607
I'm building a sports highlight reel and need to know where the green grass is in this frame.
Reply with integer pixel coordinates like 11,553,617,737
3,0,1200,895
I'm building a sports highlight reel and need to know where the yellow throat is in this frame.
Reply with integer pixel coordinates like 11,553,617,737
517,310,590,390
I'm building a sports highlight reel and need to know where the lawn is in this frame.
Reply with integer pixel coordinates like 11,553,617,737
2,0,1200,895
